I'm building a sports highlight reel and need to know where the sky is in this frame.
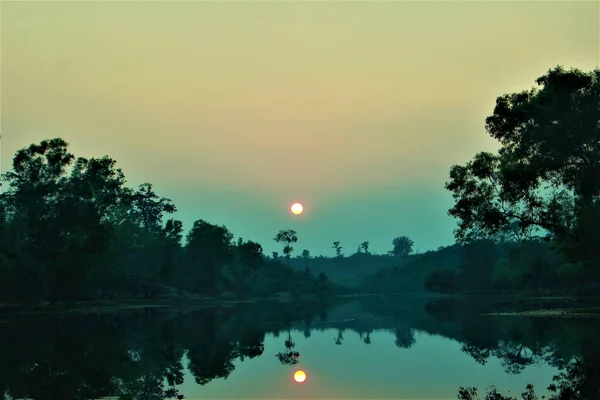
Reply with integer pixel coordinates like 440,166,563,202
1,1,598,257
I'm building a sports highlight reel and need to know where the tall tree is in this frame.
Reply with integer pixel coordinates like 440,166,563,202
332,241,343,258
360,241,370,254
131,183,176,233
391,236,414,257
185,220,234,294
274,229,298,264
446,66,600,266
159,219,184,283
231,238,263,291
1,138,74,266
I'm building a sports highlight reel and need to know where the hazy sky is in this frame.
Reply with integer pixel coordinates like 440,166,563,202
1,1,598,256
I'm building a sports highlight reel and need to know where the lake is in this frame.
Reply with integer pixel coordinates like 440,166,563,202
1,295,599,399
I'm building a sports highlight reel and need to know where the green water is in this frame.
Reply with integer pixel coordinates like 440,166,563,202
1,296,599,399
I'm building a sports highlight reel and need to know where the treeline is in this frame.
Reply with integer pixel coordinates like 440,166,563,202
283,236,415,287
424,239,600,295
360,238,592,295
435,66,600,295
361,243,463,293
288,253,399,287
0,139,342,304
360,66,600,297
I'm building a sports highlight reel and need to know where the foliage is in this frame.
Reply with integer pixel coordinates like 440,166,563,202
359,241,370,254
0,138,342,303
391,236,414,257
457,359,592,400
274,229,298,264
332,241,343,258
446,66,600,269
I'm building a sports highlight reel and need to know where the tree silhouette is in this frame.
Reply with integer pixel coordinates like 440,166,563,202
446,66,600,267
231,238,264,291
332,241,343,258
0,137,343,304
390,236,414,257
131,183,176,233
184,220,234,294
274,229,298,264
360,241,370,254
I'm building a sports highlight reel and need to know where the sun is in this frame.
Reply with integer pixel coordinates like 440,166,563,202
293,370,307,383
291,202,304,215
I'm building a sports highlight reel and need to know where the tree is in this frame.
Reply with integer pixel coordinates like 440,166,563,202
358,241,370,254
1,138,75,300
301,249,311,271
273,229,298,264
232,238,263,290
446,66,600,267
131,183,176,233
159,219,184,283
185,220,234,294
0,138,133,301
332,241,343,258
391,236,414,257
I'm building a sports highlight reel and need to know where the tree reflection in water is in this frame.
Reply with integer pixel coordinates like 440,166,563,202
275,330,300,365
1,297,599,400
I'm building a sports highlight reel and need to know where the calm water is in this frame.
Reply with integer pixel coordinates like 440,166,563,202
2,296,599,399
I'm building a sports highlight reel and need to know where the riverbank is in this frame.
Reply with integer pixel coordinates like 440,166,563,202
0,290,346,316
0,298,246,316
485,307,600,318
4,291,600,317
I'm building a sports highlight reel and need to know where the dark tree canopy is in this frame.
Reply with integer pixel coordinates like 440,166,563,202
1,138,322,304
446,66,600,267
360,241,370,254
391,236,414,257
274,229,298,264
332,241,343,258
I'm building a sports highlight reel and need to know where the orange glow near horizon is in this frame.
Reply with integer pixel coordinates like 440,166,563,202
293,370,307,383
291,202,304,215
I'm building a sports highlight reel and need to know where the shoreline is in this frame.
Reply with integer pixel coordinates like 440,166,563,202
2,291,600,316
484,307,600,318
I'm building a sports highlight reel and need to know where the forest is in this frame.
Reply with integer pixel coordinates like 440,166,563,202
301,66,600,298
1,66,599,306
0,144,346,305
425,65,600,297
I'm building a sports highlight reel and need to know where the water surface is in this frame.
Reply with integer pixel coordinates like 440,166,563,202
2,296,599,399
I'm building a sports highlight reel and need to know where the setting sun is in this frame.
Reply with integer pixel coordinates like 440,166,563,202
291,203,304,215
293,370,307,383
